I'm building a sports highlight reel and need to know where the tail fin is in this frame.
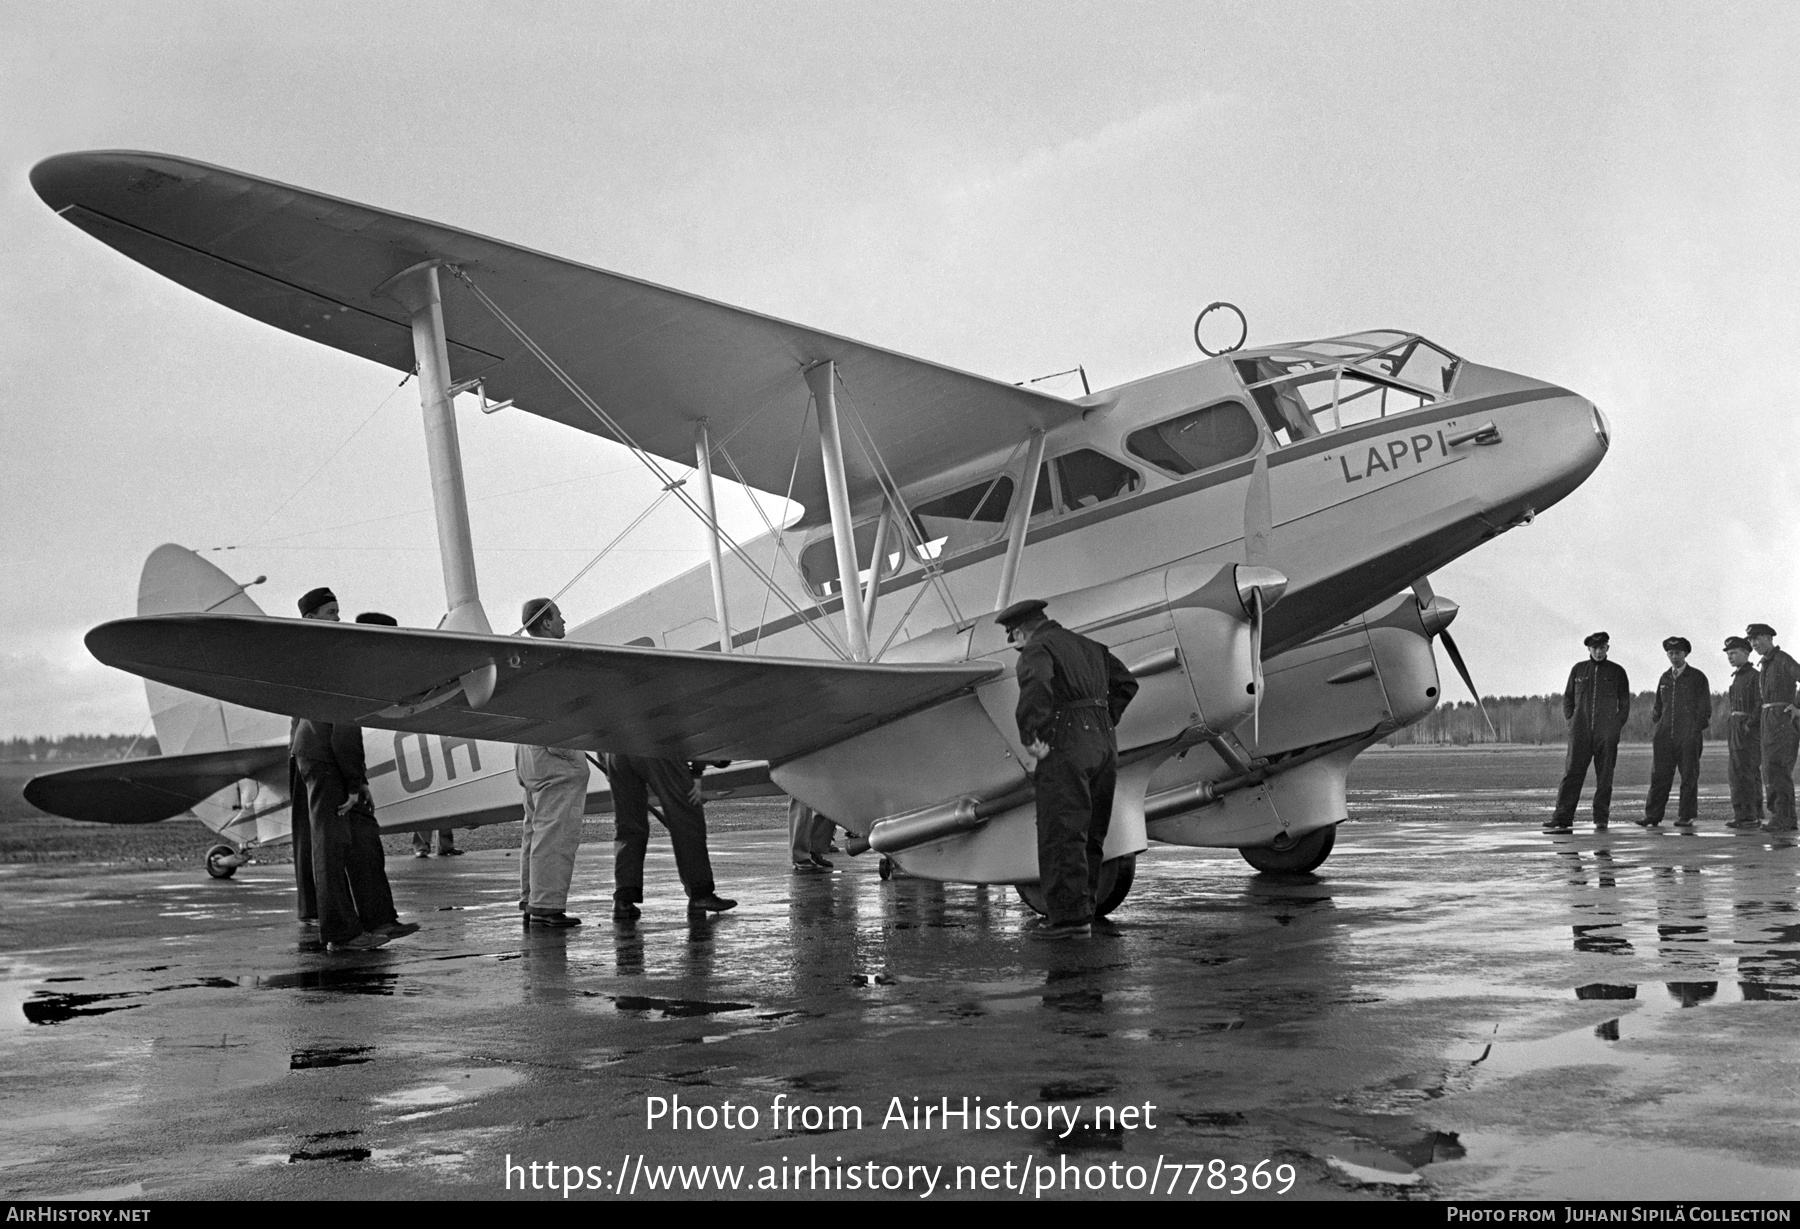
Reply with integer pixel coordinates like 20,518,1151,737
137,545,288,754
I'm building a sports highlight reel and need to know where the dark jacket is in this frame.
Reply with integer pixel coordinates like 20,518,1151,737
1650,666,1710,746
290,718,369,789
1564,658,1631,741
1729,663,1762,747
1759,647,1800,710
1014,621,1139,748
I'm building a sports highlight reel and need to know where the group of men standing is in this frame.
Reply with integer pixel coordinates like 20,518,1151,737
1550,623,1800,832
283,582,1139,946
511,598,736,928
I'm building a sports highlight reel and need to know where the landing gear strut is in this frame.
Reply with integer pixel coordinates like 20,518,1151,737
1239,824,1337,875
1014,854,1137,919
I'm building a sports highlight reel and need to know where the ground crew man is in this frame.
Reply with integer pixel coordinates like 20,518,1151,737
1639,636,1709,828
289,585,338,925
515,599,589,927
1000,597,1138,940
1749,623,1800,832
607,756,736,920
788,798,836,871
1723,636,1763,829
1546,631,1630,831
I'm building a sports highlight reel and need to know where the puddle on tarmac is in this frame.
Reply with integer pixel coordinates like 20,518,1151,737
253,968,399,995
1426,1129,1800,1199
292,1045,374,1069
371,1067,524,1108
16,977,239,1026
613,995,756,1018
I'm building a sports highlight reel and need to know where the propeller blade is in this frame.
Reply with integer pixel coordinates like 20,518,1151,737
1250,585,1265,747
1411,575,1435,606
1438,625,1496,738
1244,449,1272,567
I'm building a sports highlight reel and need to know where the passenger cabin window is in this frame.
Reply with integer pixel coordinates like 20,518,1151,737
909,475,1014,561
1127,402,1260,475
799,518,905,597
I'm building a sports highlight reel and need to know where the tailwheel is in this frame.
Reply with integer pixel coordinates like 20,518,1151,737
204,844,241,879
1015,855,1137,919
1239,824,1337,876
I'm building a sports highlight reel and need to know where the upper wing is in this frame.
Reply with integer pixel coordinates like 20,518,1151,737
33,151,1078,523
85,615,1000,764
24,744,288,825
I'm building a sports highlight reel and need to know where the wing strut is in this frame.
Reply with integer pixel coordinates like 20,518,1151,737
806,361,870,660
993,429,1048,613
373,260,493,635
693,421,734,652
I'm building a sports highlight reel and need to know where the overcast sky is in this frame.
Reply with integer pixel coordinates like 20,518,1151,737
3,1,1797,737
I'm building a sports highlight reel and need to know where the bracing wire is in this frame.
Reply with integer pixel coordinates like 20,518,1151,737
524,488,676,632
448,266,848,660
753,397,815,655
715,436,847,657
212,371,412,551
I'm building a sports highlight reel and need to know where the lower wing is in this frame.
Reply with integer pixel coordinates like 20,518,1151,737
85,615,1001,764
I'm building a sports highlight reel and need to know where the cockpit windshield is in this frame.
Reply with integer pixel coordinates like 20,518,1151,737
1233,333,1460,446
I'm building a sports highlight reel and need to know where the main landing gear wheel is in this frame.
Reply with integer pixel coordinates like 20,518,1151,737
1015,855,1137,919
878,856,894,881
204,844,240,879
1239,824,1337,876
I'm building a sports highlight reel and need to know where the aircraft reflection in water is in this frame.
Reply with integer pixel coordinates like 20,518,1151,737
26,151,1607,914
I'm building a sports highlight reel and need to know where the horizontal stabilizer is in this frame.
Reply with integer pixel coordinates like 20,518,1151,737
86,616,1001,764
24,744,288,825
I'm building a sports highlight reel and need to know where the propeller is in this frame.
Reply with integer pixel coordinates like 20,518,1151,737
1411,576,1495,737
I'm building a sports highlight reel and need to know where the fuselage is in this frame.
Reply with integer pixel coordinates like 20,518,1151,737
574,331,1606,661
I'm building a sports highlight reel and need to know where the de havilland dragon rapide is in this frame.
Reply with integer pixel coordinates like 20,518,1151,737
25,151,1608,913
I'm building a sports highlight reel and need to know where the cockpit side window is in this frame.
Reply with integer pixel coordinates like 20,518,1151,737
1126,401,1261,475
1234,342,1445,445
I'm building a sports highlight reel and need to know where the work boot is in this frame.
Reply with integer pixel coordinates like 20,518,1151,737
1593,820,1609,832
1634,817,1661,828
1541,819,1574,832
528,912,582,927
413,849,430,858
1673,817,1695,828
612,901,640,921
1029,921,1091,941
809,853,834,869
325,931,391,953
687,894,738,915
375,920,420,940
440,848,464,856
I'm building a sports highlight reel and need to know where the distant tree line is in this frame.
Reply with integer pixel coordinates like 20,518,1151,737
1,734,161,763
1387,693,1745,746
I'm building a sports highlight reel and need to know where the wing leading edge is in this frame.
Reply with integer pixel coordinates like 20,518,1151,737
85,616,1001,764
32,151,1079,523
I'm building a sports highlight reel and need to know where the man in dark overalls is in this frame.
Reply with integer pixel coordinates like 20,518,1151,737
1547,631,1631,831
1749,623,1800,832
1000,598,1138,940
1723,636,1764,829
1638,636,1709,828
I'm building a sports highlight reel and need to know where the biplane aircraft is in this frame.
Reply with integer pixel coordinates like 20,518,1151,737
25,151,1608,912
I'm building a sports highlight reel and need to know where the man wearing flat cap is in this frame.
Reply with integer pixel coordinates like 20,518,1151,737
1638,636,1709,828
1548,631,1631,831
1723,636,1764,829
999,597,1138,939
1748,624,1800,832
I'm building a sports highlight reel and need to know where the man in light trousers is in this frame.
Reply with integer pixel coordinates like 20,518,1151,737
516,598,589,927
